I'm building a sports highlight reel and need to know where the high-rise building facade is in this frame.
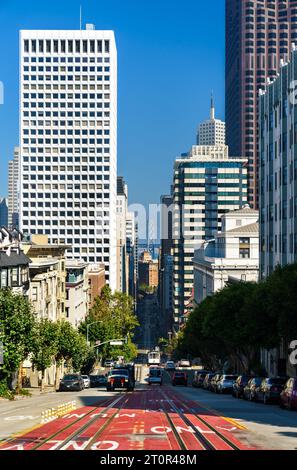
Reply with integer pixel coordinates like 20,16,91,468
173,144,247,322
259,45,297,279
0,198,8,227
197,96,225,146
158,194,174,335
8,147,19,229
226,0,297,209
116,176,128,293
19,27,117,290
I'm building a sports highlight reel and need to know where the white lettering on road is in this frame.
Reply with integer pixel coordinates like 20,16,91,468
151,426,171,434
62,413,85,419
91,440,119,450
61,439,91,450
4,415,39,421
216,426,237,432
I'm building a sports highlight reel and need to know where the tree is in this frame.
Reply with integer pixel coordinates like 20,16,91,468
79,287,139,362
31,319,59,391
0,289,36,391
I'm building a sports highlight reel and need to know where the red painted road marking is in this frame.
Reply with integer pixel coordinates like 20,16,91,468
0,387,259,451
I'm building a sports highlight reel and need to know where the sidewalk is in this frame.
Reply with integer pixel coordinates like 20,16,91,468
0,386,56,404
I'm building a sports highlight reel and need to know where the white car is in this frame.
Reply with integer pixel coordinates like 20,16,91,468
81,375,90,388
165,361,176,371
148,368,163,386
179,359,191,368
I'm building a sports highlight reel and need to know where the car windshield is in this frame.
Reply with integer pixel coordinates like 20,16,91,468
150,369,161,377
224,375,237,380
111,369,128,376
81,376,88,379
63,375,79,380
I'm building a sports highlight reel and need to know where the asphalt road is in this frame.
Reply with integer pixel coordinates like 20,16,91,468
1,367,296,450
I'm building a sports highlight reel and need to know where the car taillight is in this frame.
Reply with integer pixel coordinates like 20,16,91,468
110,378,114,384
121,378,125,384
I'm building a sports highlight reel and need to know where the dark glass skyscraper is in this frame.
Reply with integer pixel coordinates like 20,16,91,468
226,0,297,209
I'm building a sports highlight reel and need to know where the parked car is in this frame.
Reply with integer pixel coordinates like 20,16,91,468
90,374,108,388
210,374,222,393
81,375,90,389
106,368,134,391
280,378,297,410
255,377,288,404
203,373,216,390
232,375,252,399
172,371,188,386
165,361,176,371
217,375,238,394
148,367,163,386
178,359,191,368
192,371,208,388
104,359,114,368
243,377,265,401
59,374,84,392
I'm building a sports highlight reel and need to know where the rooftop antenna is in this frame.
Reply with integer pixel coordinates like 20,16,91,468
210,91,215,120
80,5,82,30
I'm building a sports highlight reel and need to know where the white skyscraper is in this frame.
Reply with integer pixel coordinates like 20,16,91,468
19,27,117,290
8,147,19,229
197,95,225,146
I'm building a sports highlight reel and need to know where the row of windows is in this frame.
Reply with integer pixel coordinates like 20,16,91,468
24,39,110,54
22,156,110,163
23,113,111,120
23,101,110,108
23,140,110,146
23,84,110,91
22,147,110,154
23,57,110,64
24,66,110,72
23,75,110,82
23,165,110,171
22,201,109,209
23,93,110,99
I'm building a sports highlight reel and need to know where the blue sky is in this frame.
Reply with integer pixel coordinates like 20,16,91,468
0,0,225,207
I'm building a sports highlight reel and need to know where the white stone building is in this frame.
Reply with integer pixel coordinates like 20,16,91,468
197,96,225,146
193,206,259,305
65,260,89,328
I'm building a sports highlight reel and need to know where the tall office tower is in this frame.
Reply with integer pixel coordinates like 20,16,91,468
8,147,19,229
172,144,247,323
0,198,8,227
116,176,128,293
226,0,297,209
126,211,137,300
259,45,297,280
158,194,174,336
197,96,225,146
19,27,117,290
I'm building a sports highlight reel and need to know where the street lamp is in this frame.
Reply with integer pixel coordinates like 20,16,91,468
86,321,103,345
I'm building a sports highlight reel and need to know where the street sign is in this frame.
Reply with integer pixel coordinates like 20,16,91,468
110,341,123,346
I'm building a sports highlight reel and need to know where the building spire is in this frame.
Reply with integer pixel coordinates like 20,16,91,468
210,91,215,120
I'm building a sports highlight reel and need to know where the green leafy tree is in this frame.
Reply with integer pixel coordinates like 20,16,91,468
79,287,139,362
31,319,59,391
0,289,36,391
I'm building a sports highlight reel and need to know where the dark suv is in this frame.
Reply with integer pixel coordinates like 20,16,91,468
172,372,187,386
106,368,134,391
